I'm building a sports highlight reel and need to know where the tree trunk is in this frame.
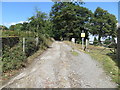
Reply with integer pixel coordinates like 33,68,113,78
98,35,102,45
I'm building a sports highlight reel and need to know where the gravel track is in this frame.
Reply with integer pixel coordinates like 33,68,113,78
1,41,117,88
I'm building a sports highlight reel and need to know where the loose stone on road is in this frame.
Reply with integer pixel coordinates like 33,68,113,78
1,41,117,88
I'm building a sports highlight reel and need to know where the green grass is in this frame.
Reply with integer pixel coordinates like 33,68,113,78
71,50,79,56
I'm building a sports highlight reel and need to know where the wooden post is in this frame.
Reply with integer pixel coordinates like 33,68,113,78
35,37,39,46
81,31,85,50
23,37,25,53
86,39,88,49
82,37,84,50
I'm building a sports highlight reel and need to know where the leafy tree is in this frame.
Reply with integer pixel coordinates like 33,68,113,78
50,2,93,41
0,25,9,30
21,22,29,31
9,23,23,31
9,25,15,30
90,7,117,45
106,14,117,38
44,19,54,37
14,23,23,31
28,10,47,35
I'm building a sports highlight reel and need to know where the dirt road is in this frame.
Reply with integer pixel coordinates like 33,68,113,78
1,41,117,88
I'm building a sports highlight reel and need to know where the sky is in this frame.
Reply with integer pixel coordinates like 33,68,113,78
1,2,118,27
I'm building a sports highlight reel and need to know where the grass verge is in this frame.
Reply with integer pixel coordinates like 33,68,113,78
71,50,79,56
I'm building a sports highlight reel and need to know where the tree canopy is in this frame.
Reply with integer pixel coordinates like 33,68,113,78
28,10,47,35
0,25,8,30
50,2,93,41
90,7,117,44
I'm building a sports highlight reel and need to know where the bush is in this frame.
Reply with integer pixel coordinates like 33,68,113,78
2,43,26,72
25,38,39,57
2,37,19,48
2,35,52,72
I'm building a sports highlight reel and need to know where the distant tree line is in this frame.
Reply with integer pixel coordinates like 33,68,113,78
0,25,9,30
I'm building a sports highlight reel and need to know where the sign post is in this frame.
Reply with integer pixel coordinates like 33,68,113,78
81,32,85,50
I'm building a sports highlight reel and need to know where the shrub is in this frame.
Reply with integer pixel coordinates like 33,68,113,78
2,37,19,48
2,43,26,72
25,38,39,57
2,35,52,72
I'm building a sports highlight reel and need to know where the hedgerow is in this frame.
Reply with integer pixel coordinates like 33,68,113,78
2,33,53,72
2,41,27,72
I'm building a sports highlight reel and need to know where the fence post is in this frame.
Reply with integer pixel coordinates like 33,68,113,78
35,37,39,46
86,39,88,49
23,37,25,53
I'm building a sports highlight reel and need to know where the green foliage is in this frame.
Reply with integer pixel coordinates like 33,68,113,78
2,42,27,72
2,35,52,72
21,22,29,31
28,10,47,34
14,23,23,31
2,30,37,37
50,2,93,41
25,38,39,57
93,37,98,45
104,38,111,45
9,25,15,30
8,10,48,36
90,7,117,45
44,20,54,37
2,9,53,74
0,25,9,30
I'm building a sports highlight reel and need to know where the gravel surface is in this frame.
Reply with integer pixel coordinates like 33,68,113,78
1,41,117,88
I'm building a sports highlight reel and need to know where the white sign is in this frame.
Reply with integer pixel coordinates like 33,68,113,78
81,33,85,37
